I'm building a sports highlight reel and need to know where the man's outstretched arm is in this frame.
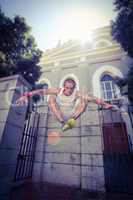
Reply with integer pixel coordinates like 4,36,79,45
70,92,112,120
86,95,118,109
71,92,88,120
16,88,59,106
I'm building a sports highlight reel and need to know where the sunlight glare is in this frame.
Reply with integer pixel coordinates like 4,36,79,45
59,9,108,43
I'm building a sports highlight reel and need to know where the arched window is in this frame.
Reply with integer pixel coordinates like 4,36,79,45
41,83,49,101
101,74,120,101
36,78,51,103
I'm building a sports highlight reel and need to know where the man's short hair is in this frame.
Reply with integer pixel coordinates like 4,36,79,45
63,78,76,89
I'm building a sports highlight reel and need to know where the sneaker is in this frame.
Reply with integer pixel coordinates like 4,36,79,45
62,118,76,131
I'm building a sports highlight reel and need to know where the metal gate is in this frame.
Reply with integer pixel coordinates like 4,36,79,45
14,103,40,181
101,106,133,193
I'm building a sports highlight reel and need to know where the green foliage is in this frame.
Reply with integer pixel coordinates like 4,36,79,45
113,0,133,11
16,59,42,85
127,65,133,101
111,0,133,57
112,0,133,102
0,51,8,77
0,8,42,84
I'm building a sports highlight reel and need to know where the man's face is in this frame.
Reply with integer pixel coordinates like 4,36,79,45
63,81,75,96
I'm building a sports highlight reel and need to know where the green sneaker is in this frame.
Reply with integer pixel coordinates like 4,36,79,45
62,118,76,131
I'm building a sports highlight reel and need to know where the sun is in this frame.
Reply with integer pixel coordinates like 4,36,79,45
58,8,109,44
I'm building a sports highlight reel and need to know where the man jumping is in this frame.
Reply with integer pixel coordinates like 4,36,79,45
16,78,117,131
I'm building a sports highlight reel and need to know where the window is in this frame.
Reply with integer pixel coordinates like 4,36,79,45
41,83,48,102
32,82,49,105
101,74,120,101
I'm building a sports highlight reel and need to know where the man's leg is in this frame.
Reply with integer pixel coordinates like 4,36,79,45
48,96,64,123
72,98,87,120
61,98,87,131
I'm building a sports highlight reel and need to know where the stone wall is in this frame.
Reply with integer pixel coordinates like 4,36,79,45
0,75,31,200
33,99,133,192
33,102,105,192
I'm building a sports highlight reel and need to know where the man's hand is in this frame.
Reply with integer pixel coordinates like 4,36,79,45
111,105,120,111
104,104,113,109
16,96,28,106
104,104,119,111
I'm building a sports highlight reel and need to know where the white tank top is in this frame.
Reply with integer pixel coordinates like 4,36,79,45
56,88,78,116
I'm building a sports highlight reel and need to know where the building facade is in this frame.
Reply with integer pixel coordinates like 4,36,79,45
39,26,131,99
0,27,133,199
31,26,133,192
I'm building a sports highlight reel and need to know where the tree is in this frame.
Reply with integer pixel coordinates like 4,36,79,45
0,8,42,85
111,0,133,57
127,66,133,102
111,0,133,102
0,51,8,77
16,59,42,85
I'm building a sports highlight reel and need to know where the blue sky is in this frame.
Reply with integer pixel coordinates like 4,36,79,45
0,0,116,51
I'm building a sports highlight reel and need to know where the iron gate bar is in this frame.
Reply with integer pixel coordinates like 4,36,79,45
14,109,32,181
19,99,34,180
19,111,35,180
23,112,38,178
24,112,39,178
21,127,33,179
16,112,32,180
14,104,40,181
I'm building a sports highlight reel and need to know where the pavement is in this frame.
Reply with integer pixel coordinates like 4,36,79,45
10,181,133,200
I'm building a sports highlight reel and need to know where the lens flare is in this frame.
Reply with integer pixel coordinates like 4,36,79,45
48,131,61,145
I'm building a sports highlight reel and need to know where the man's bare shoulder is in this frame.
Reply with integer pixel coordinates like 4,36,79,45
75,92,93,101
86,95,94,101
75,90,82,98
46,88,60,95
